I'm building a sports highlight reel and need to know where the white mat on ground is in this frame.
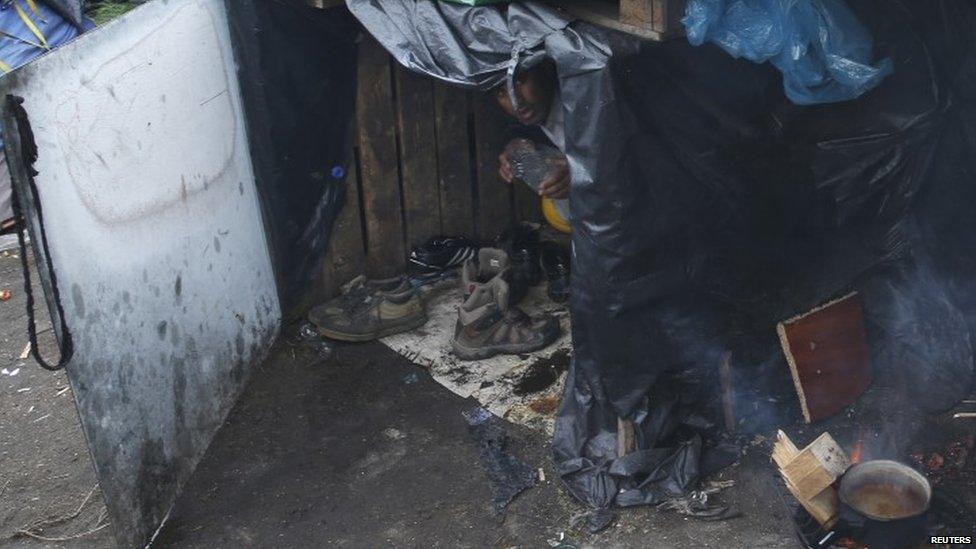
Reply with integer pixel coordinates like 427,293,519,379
381,283,571,433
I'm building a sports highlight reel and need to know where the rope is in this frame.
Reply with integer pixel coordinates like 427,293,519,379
7,95,73,371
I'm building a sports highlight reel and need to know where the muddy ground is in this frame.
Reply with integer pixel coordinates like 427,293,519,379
2,243,974,548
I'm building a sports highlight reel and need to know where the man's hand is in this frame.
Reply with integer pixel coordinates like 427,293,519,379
540,155,570,199
498,151,514,183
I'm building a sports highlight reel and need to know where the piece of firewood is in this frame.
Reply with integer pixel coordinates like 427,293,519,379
772,430,850,528
617,418,636,457
777,293,872,423
719,351,736,432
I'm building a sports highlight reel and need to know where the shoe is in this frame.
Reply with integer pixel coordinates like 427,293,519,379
309,275,410,321
540,241,570,303
461,247,527,306
409,236,478,273
495,223,542,290
452,274,559,361
311,284,426,342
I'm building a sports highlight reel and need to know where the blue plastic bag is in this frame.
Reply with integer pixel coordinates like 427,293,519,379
683,0,893,105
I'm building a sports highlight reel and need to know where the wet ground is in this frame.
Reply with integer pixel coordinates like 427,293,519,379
152,338,795,549
4,241,973,548
1,246,798,548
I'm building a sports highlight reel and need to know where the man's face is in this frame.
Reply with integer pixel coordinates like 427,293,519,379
495,62,556,126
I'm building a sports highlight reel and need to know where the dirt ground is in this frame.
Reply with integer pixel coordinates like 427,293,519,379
2,242,973,548
0,247,113,548
0,245,797,548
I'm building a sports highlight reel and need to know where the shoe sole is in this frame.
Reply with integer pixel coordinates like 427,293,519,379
317,314,428,343
451,326,561,361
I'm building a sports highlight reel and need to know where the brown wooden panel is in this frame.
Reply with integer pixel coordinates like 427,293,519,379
356,39,406,277
395,66,442,248
777,293,873,424
434,83,475,238
472,92,514,240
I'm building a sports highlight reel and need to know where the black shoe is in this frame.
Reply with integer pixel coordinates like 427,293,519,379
540,241,570,303
409,236,477,273
495,223,542,292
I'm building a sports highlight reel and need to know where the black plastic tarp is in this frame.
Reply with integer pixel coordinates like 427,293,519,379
226,0,359,314
347,0,976,513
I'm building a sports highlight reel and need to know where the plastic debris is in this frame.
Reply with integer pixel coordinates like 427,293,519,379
297,322,334,362
402,372,420,384
683,0,893,105
463,406,537,512
0,289,11,302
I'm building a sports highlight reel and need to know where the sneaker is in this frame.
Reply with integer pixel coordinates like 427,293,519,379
452,270,559,361
311,285,426,342
461,247,527,306
540,241,570,303
309,275,410,321
409,236,478,273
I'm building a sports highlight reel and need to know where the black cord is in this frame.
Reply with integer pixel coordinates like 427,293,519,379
7,95,73,371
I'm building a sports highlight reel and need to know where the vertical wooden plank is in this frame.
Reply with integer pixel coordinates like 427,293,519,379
356,38,406,277
394,66,442,248
434,82,475,238
473,92,515,240
325,135,367,294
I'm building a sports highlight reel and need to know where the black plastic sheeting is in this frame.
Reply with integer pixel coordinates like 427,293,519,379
225,0,359,314
348,0,976,515
463,407,538,511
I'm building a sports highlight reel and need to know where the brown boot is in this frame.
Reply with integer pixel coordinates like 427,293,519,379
452,274,559,361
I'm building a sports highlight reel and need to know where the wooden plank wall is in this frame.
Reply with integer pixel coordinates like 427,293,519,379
319,38,543,295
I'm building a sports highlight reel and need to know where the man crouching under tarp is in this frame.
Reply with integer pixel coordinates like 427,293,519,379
346,1,728,526
346,0,976,532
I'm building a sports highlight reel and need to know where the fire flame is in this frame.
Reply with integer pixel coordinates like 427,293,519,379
851,439,864,464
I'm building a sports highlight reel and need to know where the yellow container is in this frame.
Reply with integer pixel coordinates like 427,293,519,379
542,198,571,234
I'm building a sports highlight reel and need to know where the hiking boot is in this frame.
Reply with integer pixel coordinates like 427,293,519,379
409,236,478,273
308,275,410,321
495,223,542,290
461,247,527,306
312,285,426,342
452,275,559,361
540,241,571,303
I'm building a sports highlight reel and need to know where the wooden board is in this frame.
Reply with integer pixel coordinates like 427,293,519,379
472,92,515,240
554,0,687,41
777,293,873,423
434,83,475,238
356,38,407,277
325,120,367,294
395,66,442,247
773,430,848,528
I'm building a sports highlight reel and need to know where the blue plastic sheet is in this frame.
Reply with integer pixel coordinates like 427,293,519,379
0,1,90,149
683,0,893,105
0,1,87,72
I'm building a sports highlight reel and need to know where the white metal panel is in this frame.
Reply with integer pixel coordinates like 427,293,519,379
0,1,280,546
